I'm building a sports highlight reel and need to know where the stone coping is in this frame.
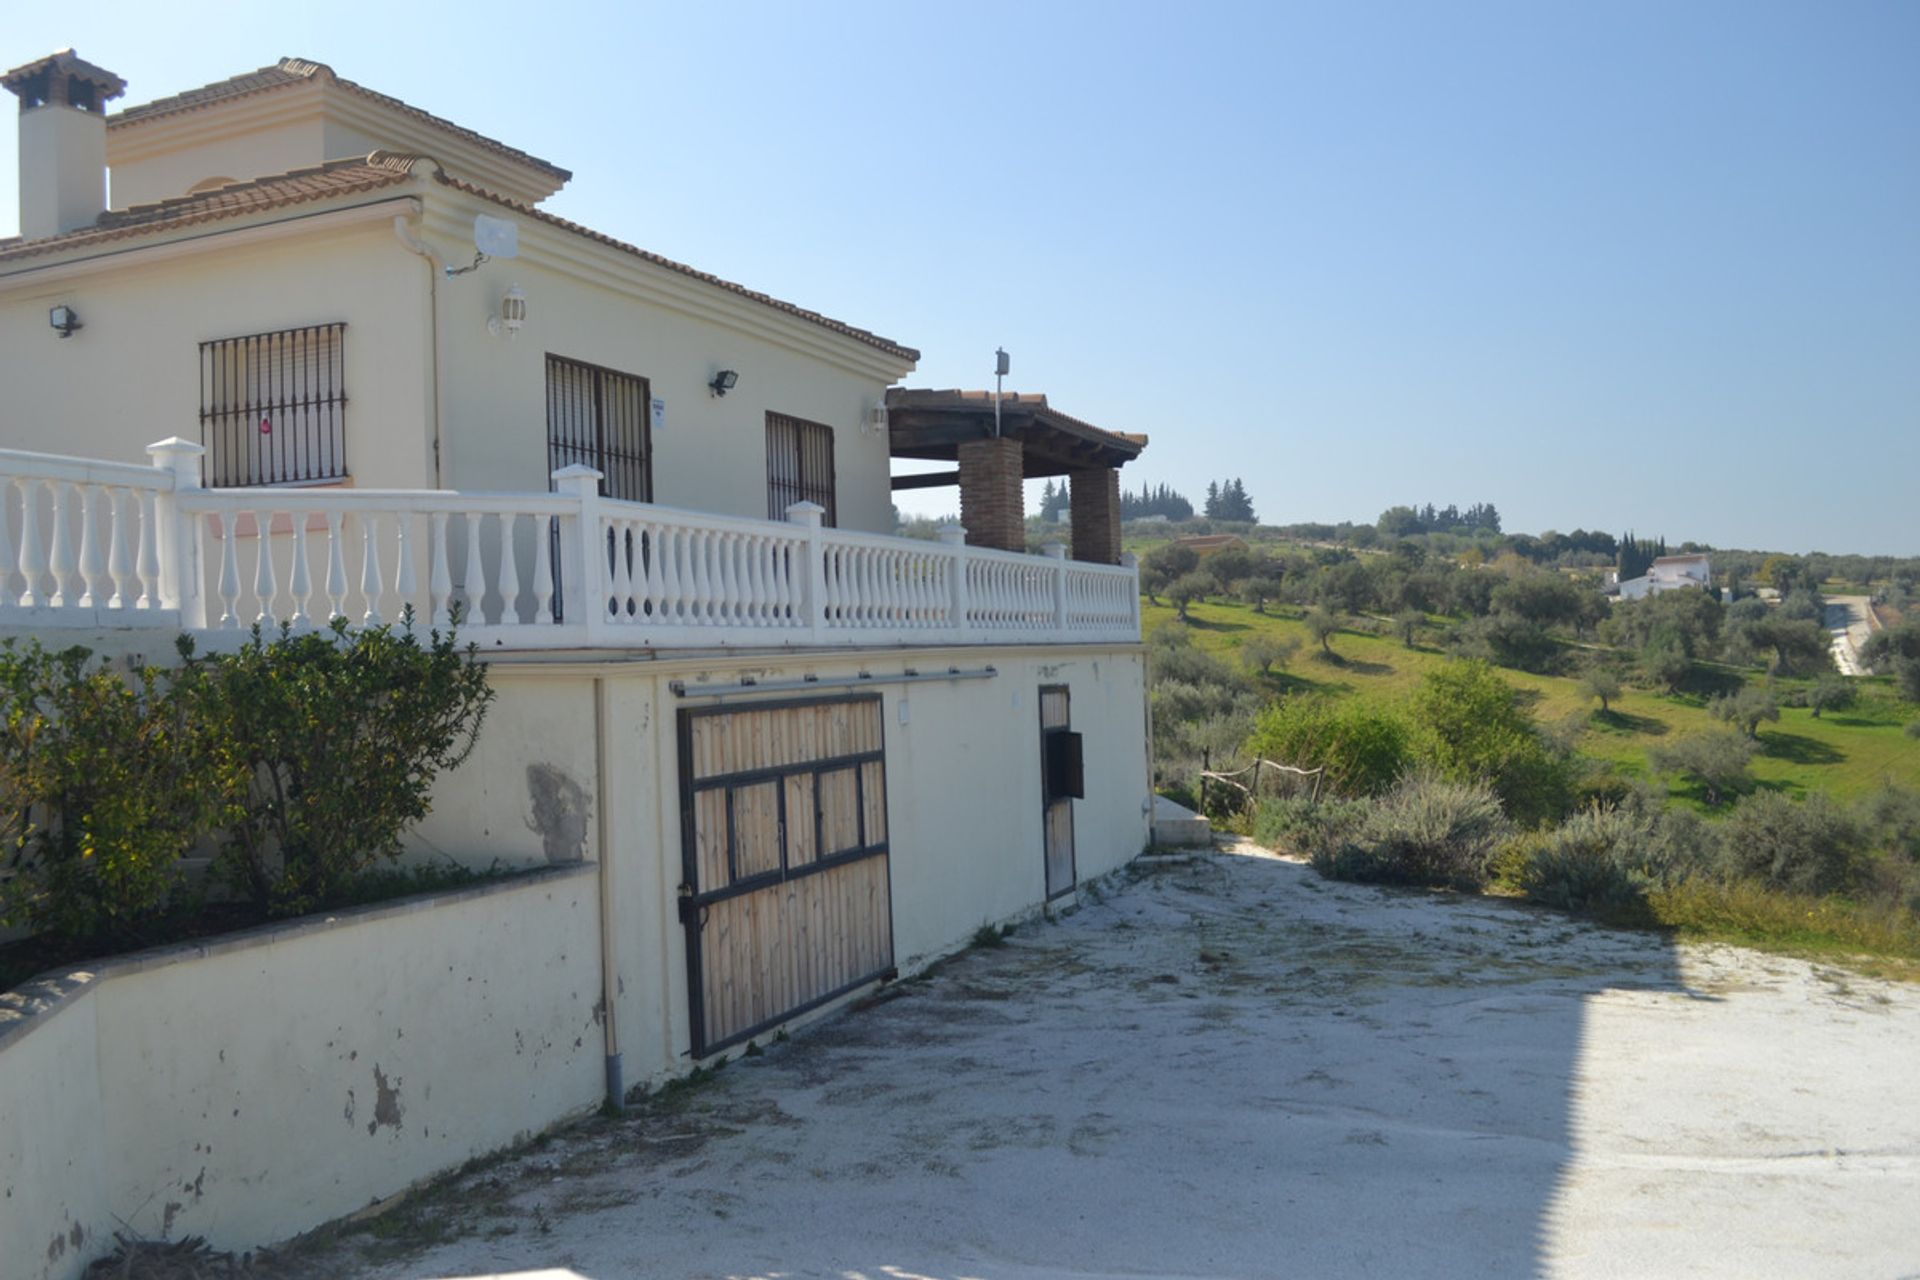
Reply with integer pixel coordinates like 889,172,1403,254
0,861,595,1051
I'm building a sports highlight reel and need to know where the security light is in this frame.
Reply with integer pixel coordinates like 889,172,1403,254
709,369,739,397
49,304,82,338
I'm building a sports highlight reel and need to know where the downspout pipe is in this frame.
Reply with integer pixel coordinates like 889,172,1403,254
594,676,624,1110
392,215,449,488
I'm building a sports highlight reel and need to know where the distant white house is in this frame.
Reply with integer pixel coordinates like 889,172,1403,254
1612,554,1712,601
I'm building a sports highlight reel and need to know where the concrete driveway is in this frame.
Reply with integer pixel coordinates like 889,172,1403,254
288,846,1920,1280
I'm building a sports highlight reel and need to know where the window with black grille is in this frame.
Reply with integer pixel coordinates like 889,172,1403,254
198,324,347,487
546,355,652,501
766,413,836,526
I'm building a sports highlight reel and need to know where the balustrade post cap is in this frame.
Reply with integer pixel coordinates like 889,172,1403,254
1040,542,1068,559
935,523,967,545
785,501,826,528
550,464,604,497
145,437,205,457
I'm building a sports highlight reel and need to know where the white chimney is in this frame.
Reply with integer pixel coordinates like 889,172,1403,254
2,50,126,240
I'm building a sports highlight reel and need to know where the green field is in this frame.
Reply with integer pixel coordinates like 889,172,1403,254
1143,597,1920,803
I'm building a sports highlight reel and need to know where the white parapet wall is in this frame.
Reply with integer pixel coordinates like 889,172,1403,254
0,865,603,1280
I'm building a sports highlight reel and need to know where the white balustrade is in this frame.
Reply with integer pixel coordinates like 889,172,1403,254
0,444,1139,649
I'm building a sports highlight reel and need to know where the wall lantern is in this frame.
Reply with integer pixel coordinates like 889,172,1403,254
48,304,83,338
709,369,739,397
488,284,527,338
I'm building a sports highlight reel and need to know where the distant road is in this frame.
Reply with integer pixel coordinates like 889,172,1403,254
1826,595,1873,676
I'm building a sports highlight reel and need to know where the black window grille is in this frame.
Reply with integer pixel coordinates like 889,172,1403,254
546,354,652,501
198,323,347,487
766,413,836,526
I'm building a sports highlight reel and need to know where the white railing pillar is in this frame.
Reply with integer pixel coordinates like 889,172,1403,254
146,437,205,627
786,501,827,644
936,522,969,640
1042,541,1068,634
552,465,604,644
1121,550,1140,636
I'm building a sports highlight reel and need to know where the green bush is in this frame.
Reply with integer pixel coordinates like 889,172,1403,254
1717,790,1865,899
185,616,495,915
1406,660,1573,825
1246,696,1412,797
1649,730,1758,806
1250,795,1366,858
0,642,224,944
1310,770,1508,890
1517,804,1694,914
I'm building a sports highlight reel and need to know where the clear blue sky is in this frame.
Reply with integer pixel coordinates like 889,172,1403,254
6,1,1916,554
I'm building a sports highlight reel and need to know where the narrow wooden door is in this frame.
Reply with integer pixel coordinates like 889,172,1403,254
678,695,894,1058
1040,686,1077,899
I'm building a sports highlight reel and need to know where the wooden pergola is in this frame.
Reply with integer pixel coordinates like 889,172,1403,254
886,388,1147,563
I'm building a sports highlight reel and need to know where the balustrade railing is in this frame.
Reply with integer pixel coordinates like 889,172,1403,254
0,441,1140,650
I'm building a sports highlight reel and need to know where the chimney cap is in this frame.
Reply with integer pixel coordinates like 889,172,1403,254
3,50,128,111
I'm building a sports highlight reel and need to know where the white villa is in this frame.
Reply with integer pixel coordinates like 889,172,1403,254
0,51,1152,1277
1612,553,1712,601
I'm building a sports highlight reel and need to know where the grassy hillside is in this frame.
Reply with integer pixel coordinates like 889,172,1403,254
1143,597,1920,804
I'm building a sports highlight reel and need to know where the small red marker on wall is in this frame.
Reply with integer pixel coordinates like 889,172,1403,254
259,417,272,435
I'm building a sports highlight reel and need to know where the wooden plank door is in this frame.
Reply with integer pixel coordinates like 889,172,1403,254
1040,685,1077,899
678,694,894,1058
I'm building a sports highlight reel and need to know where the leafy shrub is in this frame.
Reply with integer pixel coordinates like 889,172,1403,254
1407,660,1574,825
1250,795,1366,858
0,642,224,944
185,617,495,915
1246,696,1412,797
1707,685,1779,738
1855,785,1920,863
1310,771,1508,890
1717,791,1865,898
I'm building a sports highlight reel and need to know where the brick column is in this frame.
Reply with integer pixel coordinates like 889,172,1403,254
1070,466,1122,564
957,437,1026,552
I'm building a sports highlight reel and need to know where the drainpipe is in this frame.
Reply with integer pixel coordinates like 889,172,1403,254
392,215,450,488
594,675,624,1110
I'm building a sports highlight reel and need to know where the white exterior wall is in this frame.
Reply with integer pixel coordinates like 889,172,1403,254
406,644,1150,1085
107,116,329,210
0,211,434,488
424,198,902,533
0,866,602,1280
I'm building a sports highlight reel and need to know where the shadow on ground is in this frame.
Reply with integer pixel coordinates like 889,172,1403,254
277,849,1920,1280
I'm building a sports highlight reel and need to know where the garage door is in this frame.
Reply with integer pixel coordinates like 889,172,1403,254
677,694,894,1058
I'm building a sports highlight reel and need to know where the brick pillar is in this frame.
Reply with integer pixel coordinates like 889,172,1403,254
957,437,1026,552
1070,467,1122,564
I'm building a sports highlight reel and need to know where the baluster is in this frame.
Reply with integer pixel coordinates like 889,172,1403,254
106,489,134,610
770,537,793,626
135,488,160,609
253,509,279,624
429,511,453,627
745,534,767,627
76,485,106,608
0,481,14,606
659,526,683,621
820,546,841,626
494,512,520,625
608,518,633,622
638,524,662,620
688,530,712,623
325,510,348,622
16,479,45,607
215,510,241,628
463,512,486,624
359,513,385,625
288,510,313,629
46,481,75,607
394,514,418,624
532,513,555,624
882,549,901,625
719,533,742,625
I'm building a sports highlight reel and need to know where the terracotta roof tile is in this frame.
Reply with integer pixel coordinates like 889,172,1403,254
0,151,915,363
109,57,570,183
3,49,127,98
430,171,918,362
0,157,416,264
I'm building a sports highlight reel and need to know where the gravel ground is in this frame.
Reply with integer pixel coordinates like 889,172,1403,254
275,844,1920,1280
